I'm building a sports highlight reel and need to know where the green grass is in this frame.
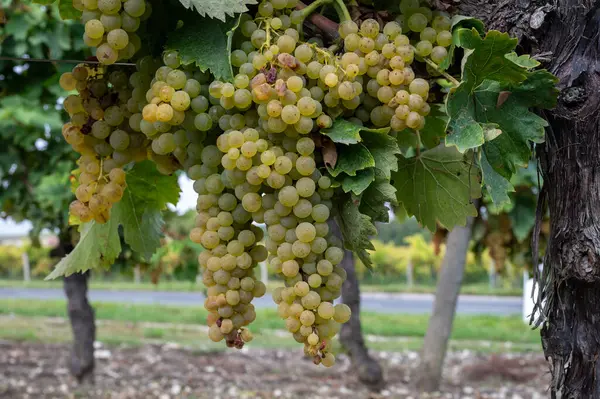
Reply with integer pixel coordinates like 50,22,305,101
0,278,523,296
0,315,541,353
0,298,540,344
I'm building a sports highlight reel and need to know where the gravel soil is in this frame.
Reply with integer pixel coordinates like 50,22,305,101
0,341,550,399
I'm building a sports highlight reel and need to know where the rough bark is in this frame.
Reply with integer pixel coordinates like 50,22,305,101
416,215,475,392
51,236,96,383
340,249,385,390
456,1,600,396
329,221,384,390
63,271,96,383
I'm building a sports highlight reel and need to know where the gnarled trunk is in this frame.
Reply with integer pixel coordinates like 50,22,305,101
329,220,384,389
340,249,385,390
416,215,475,392
63,271,96,383
457,1,600,396
51,236,96,383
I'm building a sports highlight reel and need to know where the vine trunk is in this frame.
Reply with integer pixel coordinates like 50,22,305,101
458,0,600,396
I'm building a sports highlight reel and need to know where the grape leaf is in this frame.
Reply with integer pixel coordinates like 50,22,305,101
33,0,56,5
321,118,390,145
113,161,180,261
477,77,554,177
446,85,484,152
46,162,180,279
480,150,513,211
359,180,397,223
46,219,120,279
457,29,527,89
360,132,401,180
392,145,480,231
445,29,553,153
337,194,377,270
329,144,375,177
420,104,448,149
58,0,81,20
439,15,485,71
505,52,541,69
341,168,375,195
177,0,257,21
166,15,240,82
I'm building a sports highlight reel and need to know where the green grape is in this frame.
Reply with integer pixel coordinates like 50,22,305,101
277,34,297,53
98,0,121,14
436,30,453,47
85,19,104,39
338,20,358,39
281,104,301,124
430,46,449,64
96,43,118,64
409,78,430,98
294,44,313,63
311,204,329,223
344,33,360,52
333,304,351,323
420,27,437,42
231,49,247,67
383,21,401,39
415,40,433,57
360,18,380,39
194,113,213,131
432,15,451,31
407,13,428,32
279,186,299,207
167,70,187,90
123,0,146,17
287,76,303,93
406,111,422,129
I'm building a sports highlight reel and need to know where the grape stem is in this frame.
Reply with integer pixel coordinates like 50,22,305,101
424,58,460,87
332,0,351,22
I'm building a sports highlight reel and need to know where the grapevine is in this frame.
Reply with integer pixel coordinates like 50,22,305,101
47,0,558,368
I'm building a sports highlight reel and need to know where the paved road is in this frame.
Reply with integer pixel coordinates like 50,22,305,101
0,287,522,315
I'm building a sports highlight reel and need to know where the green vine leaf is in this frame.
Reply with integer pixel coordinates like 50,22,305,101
438,15,485,71
341,168,375,195
321,118,390,145
360,132,401,180
177,0,257,21
445,29,556,154
329,144,375,177
420,104,448,149
112,161,180,261
392,145,480,231
166,15,240,82
46,219,120,279
46,162,180,279
359,180,397,223
480,150,513,210
337,194,377,270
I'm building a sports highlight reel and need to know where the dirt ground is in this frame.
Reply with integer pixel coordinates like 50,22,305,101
0,341,549,399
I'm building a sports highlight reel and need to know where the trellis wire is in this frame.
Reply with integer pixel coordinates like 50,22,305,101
0,56,136,66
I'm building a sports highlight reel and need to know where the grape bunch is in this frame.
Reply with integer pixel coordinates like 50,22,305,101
73,0,151,64
139,51,218,175
189,143,269,347
60,64,149,222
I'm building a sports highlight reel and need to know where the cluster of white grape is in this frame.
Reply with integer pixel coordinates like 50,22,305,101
74,0,151,64
189,143,269,347
138,51,220,175
59,64,148,222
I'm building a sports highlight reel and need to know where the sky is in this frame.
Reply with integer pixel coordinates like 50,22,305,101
1,175,198,237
